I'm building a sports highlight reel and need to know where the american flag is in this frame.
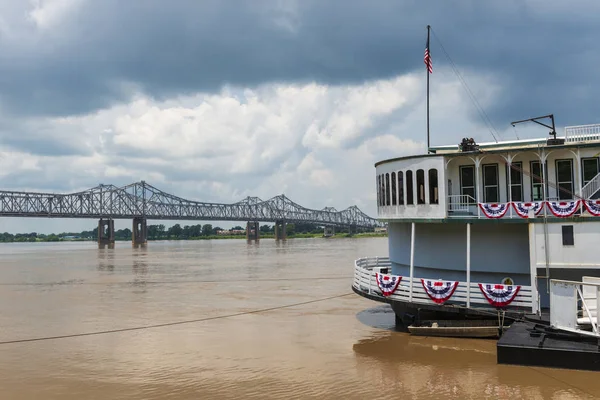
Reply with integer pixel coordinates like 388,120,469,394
424,37,432,74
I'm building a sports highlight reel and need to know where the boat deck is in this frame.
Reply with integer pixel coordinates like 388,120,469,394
497,321,600,371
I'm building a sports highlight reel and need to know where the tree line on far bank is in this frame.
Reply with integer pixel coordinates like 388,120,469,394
0,222,375,243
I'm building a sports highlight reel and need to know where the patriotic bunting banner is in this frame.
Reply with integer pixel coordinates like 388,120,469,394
375,273,402,297
583,200,600,216
421,279,459,304
547,200,580,217
512,201,543,218
478,283,521,308
478,203,510,218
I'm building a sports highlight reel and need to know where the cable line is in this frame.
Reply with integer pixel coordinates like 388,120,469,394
430,28,501,143
0,292,354,345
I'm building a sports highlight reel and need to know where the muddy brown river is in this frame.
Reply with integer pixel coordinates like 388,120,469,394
0,237,597,399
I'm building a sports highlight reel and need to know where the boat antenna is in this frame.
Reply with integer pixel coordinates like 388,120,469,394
510,114,564,145
430,27,500,143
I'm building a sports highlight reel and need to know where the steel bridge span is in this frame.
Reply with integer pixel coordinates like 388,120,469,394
0,181,382,246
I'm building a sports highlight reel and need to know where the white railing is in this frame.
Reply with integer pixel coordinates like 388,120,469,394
447,194,477,213
565,124,600,143
581,172,600,200
353,257,534,312
549,277,600,338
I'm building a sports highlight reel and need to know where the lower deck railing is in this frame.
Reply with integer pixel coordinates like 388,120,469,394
353,257,534,312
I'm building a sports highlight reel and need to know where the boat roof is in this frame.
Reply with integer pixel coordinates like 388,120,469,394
375,123,600,166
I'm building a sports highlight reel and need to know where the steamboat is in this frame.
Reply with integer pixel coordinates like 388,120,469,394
352,27,600,370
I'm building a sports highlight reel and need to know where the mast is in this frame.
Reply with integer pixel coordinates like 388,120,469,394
425,25,432,153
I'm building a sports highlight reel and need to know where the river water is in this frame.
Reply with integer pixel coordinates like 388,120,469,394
0,237,596,399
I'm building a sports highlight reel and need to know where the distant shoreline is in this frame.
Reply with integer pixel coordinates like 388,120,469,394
0,231,388,243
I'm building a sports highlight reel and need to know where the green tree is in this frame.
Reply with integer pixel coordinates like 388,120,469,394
202,224,213,236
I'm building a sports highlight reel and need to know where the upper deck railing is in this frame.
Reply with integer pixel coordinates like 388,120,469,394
565,124,600,143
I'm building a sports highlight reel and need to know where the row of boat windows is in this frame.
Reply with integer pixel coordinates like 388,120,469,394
377,169,439,206
461,157,600,203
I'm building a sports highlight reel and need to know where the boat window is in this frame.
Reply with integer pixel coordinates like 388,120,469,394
391,172,397,205
581,157,599,189
385,173,390,206
459,165,476,203
377,175,381,206
483,164,499,203
555,159,574,200
406,170,414,205
530,161,548,201
416,169,425,204
562,225,574,246
397,171,404,205
428,169,438,204
380,175,385,206
506,162,523,202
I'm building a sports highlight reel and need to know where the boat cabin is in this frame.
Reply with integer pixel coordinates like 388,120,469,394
375,124,600,220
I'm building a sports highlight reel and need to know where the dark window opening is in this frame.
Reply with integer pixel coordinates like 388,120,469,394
385,173,390,206
406,170,414,205
530,161,548,201
391,172,397,206
483,163,499,203
416,169,425,204
562,225,574,246
556,159,574,200
582,157,599,187
459,165,476,204
428,169,439,204
377,175,381,206
506,162,523,201
397,171,404,205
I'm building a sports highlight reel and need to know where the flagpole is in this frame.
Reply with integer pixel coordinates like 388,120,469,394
426,24,431,153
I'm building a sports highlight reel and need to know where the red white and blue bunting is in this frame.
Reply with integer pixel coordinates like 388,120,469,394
478,203,510,218
512,201,544,218
375,273,402,297
478,283,521,308
472,200,600,218
547,200,580,218
421,279,459,304
583,200,600,216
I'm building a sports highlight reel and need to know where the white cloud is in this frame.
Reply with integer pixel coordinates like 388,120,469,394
28,0,83,30
0,67,515,233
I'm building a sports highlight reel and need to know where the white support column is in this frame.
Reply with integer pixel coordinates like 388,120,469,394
576,149,582,199
507,155,513,218
475,157,482,218
409,222,415,302
528,222,539,315
541,150,548,217
466,222,471,308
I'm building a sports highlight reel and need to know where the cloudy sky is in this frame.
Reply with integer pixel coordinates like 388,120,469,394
0,0,598,234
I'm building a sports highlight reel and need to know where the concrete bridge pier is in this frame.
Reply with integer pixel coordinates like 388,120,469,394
348,223,357,235
98,218,115,248
246,221,260,242
132,217,148,247
274,220,287,240
324,226,335,237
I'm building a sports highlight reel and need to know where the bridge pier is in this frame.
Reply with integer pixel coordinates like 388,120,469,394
348,223,357,234
246,221,259,242
98,218,115,248
324,226,335,237
132,217,148,247
274,220,287,240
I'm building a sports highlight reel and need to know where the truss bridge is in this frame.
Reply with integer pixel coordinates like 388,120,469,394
0,181,383,246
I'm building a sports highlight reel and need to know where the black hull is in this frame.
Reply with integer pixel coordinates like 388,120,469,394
352,285,524,332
